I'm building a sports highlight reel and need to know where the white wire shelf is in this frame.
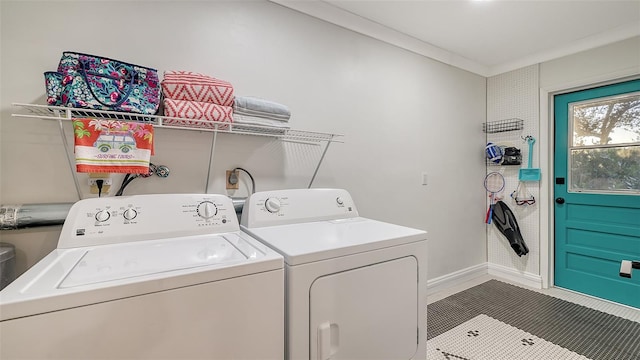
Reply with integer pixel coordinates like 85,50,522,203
12,103,343,144
12,103,343,197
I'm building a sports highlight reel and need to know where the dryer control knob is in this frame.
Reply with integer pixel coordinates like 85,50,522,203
123,208,137,220
95,210,110,222
264,198,281,213
197,201,217,219
336,197,344,206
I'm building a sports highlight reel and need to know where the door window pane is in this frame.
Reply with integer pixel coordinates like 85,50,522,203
569,92,640,193
571,92,640,146
570,147,640,192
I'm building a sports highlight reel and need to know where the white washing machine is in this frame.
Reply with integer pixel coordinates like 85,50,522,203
240,188,427,360
0,194,284,359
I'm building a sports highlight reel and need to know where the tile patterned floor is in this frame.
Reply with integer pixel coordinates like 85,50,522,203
427,279,640,360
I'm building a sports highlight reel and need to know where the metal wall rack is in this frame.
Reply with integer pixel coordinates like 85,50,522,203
483,118,524,134
12,103,343,199
484,118,525,166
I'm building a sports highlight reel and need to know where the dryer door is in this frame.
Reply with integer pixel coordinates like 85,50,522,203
309,256,418,360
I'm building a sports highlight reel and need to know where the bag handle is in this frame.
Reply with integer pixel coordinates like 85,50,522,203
78,60,135,108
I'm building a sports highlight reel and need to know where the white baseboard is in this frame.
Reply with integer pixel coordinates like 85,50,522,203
487,263,543,289
426,262,544,297
426,263,488,296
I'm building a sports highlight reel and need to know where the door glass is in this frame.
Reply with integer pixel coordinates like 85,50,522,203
569,92,640,193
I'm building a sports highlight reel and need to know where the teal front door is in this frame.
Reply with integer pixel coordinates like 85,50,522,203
554,79,640,308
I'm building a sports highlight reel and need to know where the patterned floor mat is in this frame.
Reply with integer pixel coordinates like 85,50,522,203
427,314,591,360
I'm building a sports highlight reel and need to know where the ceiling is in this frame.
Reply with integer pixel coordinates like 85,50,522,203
270,0,640,77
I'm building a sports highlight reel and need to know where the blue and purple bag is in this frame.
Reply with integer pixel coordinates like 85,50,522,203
44,52,160,115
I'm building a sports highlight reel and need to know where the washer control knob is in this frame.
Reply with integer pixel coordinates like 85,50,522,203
336,197,344,206
197,201,217,219
95,210,110,222
264,198,281,213
123,208,137,220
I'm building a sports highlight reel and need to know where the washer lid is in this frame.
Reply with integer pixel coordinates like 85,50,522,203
0,231,282,321
242,217,427,266
60,234,247,288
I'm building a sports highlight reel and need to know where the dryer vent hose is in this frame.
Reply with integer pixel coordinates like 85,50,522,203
0,203,73,230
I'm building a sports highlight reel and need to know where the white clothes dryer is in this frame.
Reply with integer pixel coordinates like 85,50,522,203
241,188,427,360
0,194,284,359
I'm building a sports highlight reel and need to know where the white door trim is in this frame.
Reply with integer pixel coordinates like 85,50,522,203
538,68,640,289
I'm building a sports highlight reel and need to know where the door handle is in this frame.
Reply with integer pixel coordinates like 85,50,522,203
318,322,339,360
555,197,565,204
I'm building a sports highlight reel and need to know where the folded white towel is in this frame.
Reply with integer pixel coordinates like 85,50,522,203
232,113,290,129
234,96,290,121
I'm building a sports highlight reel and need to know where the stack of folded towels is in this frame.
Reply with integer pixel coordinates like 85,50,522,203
233,96,291,129
161,70,234,128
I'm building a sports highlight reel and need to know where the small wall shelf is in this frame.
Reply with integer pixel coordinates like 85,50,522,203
483,118,524,134
12,103,344,198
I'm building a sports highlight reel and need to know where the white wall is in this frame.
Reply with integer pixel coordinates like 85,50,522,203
486,36,640,287
540,37,640,90
0,1,487,278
